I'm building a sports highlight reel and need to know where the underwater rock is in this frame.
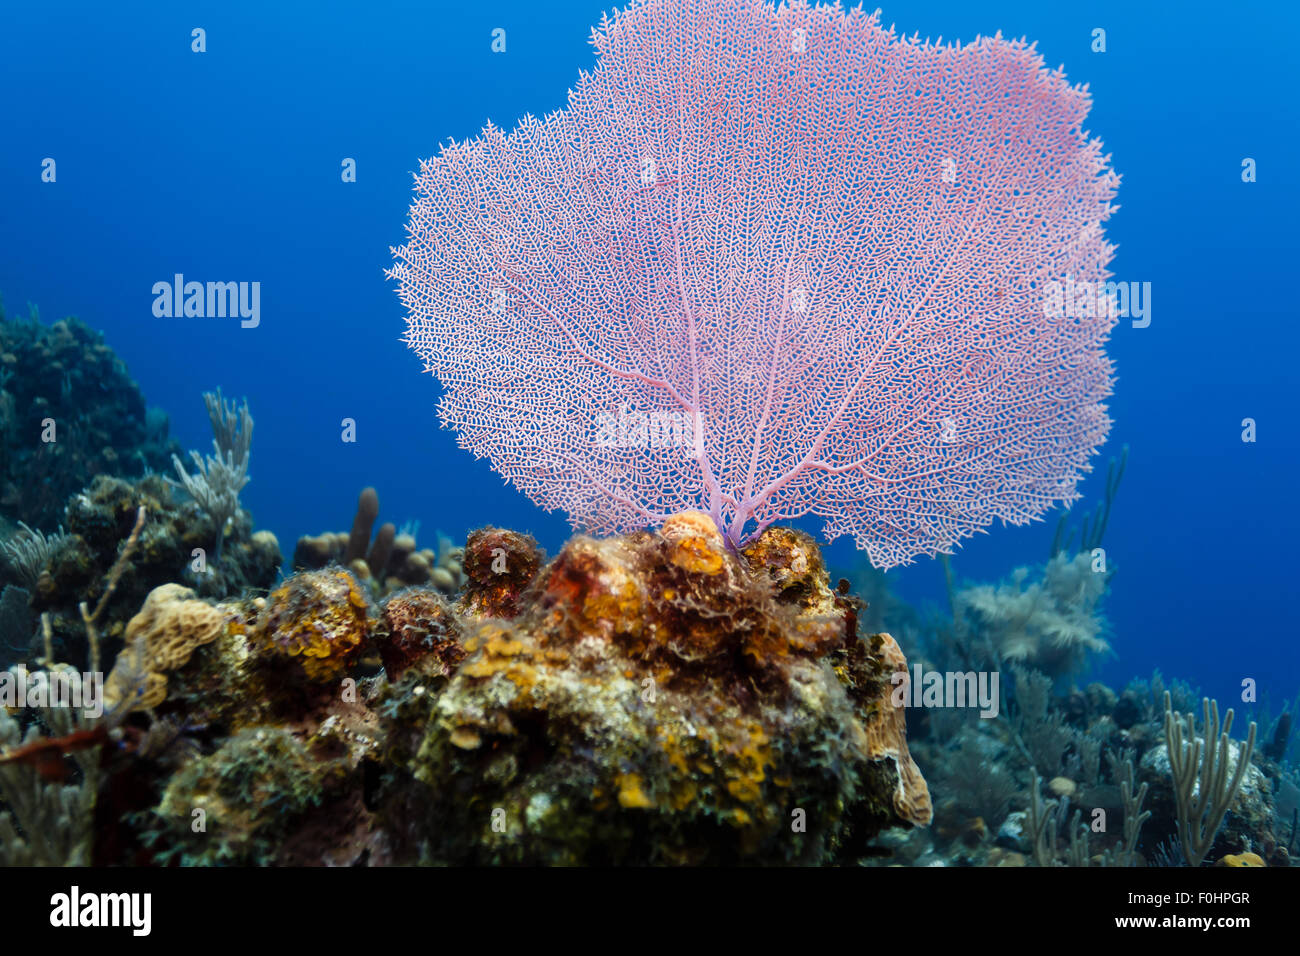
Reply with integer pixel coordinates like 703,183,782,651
380,514,931,864
1140,737,1277,862
83,516,932,866
1113,692,1144,729
458,525,544,619
996,810,1031,852
245,569,370,683
870,825,933,865
374,588,463,682
24,473,280,669
145,727,331,866
0,307,181,530
987,847,1029,867
1086,682,1118,717
110,596,388,865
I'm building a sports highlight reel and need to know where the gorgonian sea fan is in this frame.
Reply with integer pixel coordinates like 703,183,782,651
390,0,1119,568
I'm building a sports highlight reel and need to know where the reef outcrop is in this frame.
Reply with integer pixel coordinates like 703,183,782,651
0,307,179,530
383,513,932,864
20,473,281,670
91,512,931,865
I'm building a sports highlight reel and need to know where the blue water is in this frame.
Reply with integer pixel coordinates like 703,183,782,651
2,0,1296,711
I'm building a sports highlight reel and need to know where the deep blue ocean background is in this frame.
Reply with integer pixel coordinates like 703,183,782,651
2,0,1296,712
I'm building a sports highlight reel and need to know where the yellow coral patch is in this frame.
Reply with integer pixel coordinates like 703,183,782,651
726,777,763,803
250,570,369,682
463,658,499,679
486,634,525,656
617,773,654,809
504,664,537,692
668,536,725,575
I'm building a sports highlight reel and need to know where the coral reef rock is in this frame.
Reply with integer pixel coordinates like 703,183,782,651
0,307,179,529
25,473,280,669
382,514,931,864
78,516,929,866
1140,736,1277,862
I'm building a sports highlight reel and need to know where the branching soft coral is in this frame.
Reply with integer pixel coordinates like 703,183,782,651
956,552,1111,678
0,667,102,865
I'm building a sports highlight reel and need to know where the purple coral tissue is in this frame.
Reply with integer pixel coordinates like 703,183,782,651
390,0,1120,567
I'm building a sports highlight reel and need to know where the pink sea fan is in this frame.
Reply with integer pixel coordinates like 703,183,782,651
390,0,1120,568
